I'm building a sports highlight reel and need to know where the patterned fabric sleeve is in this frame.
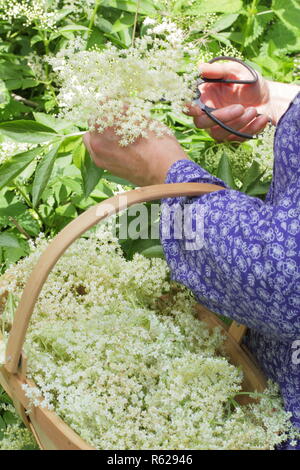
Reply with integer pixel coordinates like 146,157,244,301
160,159,300,343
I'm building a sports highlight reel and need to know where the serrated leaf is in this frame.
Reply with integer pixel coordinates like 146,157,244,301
16,212,41,236
73,142,104,198
189,0,242,14
244,11,274,47
216,153,236,189
0,120,58,143
0,232,20,248
265,20,299,53
87,26,107,49
241,160,265,192
0,147,42,189
272,0,300,31
102,0,157,15
32,142,61,207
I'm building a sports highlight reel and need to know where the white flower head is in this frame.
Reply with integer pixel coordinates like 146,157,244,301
50,22,199,146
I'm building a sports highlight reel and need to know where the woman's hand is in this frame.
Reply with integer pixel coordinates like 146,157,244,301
188,61,271,141
83,127,189,187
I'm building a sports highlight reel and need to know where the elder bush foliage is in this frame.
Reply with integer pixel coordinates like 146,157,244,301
0,0,298,270
0,0,299,449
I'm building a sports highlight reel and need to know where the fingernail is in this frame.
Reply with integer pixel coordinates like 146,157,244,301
230,104,244,113
244,107,256,117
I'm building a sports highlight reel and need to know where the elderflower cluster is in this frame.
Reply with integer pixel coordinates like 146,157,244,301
0,401,38,450
0,0,59,29
1,225,299,449
0,139,33,165
50,23,199,146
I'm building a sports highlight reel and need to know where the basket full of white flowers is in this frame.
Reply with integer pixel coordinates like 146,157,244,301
1,183,298,450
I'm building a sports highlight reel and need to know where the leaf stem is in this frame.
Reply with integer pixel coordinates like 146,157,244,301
8,216,32,240
88,0,101,32
131,0,141,47
13,181,46,228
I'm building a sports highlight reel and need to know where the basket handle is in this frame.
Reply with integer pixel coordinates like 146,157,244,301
5,182,233,374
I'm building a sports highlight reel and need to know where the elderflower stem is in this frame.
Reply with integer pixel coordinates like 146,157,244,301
13,181,46,228
131,0,141,47
88,0,101,32
34,23,57,105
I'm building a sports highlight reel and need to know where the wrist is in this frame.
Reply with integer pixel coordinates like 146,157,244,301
149,155,189,185
146,139,189,185
263,80,300,125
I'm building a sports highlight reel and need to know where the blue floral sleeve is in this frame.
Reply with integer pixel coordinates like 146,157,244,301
160,159,300,343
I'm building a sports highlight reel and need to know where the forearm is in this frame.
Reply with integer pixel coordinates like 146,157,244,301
265,81,300,125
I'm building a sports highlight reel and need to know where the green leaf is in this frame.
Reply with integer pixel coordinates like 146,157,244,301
104,172,134,187
0,120,58,143
240,160,265,193
16,212,41,237
49,24,90,41
211,13,239,32
58,135,82,153
73,142,104,198
189,0,242,14
0,415,6,430
33,112,74,132
0,80,10,109
3,243,29,266
87,26,107,49
21,78,38,89
32,142,61,207
55,203,77,218
0,232,20,248
265,20,300,53
58,25,90,33
94,17,113,33
0,201,27,220
246,180,271,197
244,11,274,47
0,147,42,189
3,411,18,426
102,0,157,15
272,0,300,31
33,112,60,130
58,176,83,194
140,245,164,259
4,79,22,91
0,391,13,405
112,13,135,33
216,153,236,188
